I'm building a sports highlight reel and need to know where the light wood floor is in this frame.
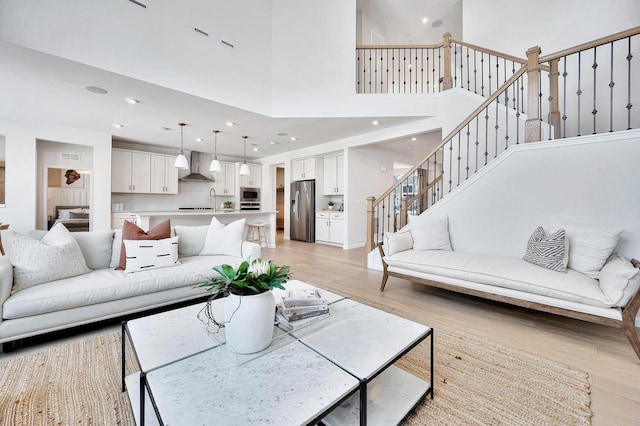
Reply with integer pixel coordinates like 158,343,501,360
2,234,639,425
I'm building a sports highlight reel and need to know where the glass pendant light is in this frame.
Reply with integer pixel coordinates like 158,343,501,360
174,122,189,169
209,130,221,172
239,136,250,176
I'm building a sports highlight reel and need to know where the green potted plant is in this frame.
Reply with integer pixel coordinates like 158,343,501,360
198,258,291,354
328,201,335,210
223,201,233,209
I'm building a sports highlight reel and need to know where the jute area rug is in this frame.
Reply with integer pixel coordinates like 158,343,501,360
0,302,591,425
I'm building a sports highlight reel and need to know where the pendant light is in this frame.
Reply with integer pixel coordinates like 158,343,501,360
239,136,250,176
209,130,222,172
174,122,189,169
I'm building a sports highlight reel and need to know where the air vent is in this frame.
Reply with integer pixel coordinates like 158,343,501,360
60,153,81,161
127,0,147,9
194,28,209,37
221,40,234,48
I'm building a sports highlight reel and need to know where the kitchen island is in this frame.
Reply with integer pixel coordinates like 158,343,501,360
111,210,277,248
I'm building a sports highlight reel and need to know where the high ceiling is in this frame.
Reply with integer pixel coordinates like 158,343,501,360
0,1,461,161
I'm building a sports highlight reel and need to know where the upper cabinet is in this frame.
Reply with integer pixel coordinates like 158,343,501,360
112,149,151,193
292,157,316,181
212,161,236,195
239,163,262,188
150,153,179,194
323,154,344,195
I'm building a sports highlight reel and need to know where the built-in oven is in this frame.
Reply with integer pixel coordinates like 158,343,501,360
240,202,261,211
240,187,260,202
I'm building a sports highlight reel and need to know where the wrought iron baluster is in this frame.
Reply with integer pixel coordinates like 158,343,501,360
548,64,553,140
577,51,582,136
494,98,499,158
475,115,480,172
426,49,431,93
505,87,510,149
368,48,372,93
592,46,598,134
465,124,470,180
484,106,489,165
357,50,361,93
627,36,633,130
473,50,478,94
448,139,453,192
454,44,458,88
466,46,470,90
380,199,386,244
457,133,461,186
481,53,485,96
515,75,521,144
609,42,615,132
420,48,424,93
488,55,492,95
562,57,568,138
403,48,407,94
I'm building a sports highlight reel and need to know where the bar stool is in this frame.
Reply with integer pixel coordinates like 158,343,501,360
0,224,9,256
246,222,268,248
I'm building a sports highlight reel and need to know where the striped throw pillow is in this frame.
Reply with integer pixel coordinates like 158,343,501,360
523,226,567,272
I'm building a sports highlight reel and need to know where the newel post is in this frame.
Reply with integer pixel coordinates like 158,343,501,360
366,196,376,251
525,46,542,142
442,32,453,90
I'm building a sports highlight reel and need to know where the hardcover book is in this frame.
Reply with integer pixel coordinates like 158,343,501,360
281,289,326,307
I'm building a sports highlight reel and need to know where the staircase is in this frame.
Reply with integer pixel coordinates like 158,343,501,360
364,26,640,253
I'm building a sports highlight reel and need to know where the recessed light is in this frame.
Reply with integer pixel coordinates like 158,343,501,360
290,137,297,141
422,17,428,24
411,137,417,141
226,121,235,127
270,141,279,145
125,98,139,104
85,86,107,94
406,145,412,149
195,138,204,142
372,120,379,126
113,123,124,128
253,147,259,152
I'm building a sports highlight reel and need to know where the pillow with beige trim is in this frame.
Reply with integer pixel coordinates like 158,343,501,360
123,237,180,273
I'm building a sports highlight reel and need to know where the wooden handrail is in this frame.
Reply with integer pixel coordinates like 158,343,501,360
450,38,527,65
371,65,528,208
539,26,640,63
356,43,444,49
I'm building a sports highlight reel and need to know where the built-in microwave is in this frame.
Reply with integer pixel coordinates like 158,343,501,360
240,188,260,202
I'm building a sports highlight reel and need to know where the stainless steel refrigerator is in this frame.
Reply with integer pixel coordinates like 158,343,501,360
290,180,315,242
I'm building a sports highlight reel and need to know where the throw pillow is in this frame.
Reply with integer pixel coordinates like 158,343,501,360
174,225,213,257
116,219,172,270
9,223,90,293
123,236,180,273
384,231,414,256
522,226,567,272
550,216,622,278
408,214,452,251
110,229,123,268
598,253,640,307
199,218,246,257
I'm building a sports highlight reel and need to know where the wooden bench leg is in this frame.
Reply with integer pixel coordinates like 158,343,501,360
622,288,640,361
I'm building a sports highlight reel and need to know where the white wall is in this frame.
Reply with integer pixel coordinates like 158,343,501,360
423,129,640,260
463,0,640,57
0,119,112,233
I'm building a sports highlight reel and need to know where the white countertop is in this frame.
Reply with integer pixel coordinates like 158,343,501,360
115,210,276,216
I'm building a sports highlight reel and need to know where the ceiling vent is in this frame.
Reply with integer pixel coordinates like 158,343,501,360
60,153,81,161
127,0,147,9
194,28,209,37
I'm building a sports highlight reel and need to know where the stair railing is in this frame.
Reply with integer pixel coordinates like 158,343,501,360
366,66,528,250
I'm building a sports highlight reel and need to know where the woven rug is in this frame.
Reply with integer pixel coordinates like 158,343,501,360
0,306,591,425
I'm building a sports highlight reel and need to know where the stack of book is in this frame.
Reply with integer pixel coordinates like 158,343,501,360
276,289,330,331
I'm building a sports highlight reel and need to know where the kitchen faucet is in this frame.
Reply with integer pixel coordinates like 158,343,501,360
209,187,217,212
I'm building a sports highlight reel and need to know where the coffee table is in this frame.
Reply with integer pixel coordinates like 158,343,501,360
122,281,433,425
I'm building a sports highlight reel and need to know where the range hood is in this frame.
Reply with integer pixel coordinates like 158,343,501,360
179,151,213,182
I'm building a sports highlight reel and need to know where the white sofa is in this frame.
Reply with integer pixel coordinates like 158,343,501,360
0,224,261,351
379,215,640,360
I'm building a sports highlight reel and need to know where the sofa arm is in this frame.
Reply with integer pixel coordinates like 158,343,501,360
0,256,13,322
242,241,261,260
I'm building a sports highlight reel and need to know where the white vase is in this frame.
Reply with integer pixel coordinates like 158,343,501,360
224,291,275,354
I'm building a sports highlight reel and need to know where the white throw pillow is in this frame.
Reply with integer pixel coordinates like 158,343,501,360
9,223,90,293
109,229,123,268
598,253,640,307
174,225,210,257
199,218,246,257
384,231,414,256
408,214,452,251
68,230,115,270
123,236,180,273
550,216,622,278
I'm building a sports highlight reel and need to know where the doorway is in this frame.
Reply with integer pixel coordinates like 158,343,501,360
46,167,91,231
276,166,285,230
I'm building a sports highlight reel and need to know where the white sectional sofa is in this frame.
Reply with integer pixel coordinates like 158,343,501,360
379,214,640,360
0,221,260,351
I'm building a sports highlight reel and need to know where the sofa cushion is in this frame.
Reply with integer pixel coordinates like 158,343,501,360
408,214,452,251
9,223,90,293
598,253,640,307
123,237,180,273
27,229,114,270
522,226,567,272
116,220,171,270
550,216,622,279
384,231,414,256
2,255,241,319
384,250,611,308
200,218,245,257
174,225,210,257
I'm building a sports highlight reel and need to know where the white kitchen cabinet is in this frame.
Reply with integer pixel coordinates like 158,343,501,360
323,155,344,195
292,157,316,181
239,163,262,188
212,162,236,196
315,212,344,245
112,149,151,193
150,154,179,194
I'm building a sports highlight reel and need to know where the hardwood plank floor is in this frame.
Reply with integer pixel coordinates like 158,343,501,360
262,236,640,426
2,234,639,424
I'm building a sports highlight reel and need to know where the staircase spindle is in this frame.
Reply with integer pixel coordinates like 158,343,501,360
609,42,615,132
592,46,598,134
627,36,633,130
